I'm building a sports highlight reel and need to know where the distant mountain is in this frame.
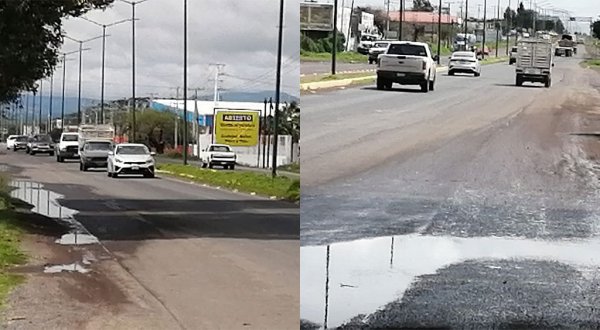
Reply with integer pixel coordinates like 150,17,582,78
212,91,299,104
17,90,298,118
21,95,98,118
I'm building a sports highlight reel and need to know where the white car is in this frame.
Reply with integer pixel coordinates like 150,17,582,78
448,51,481,77
107,143,156,178
6,135,19,150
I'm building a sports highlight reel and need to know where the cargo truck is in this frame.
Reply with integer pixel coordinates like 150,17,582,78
515,39,553,88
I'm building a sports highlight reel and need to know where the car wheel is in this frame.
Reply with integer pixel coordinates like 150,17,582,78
144,172,155,178
448,71,454,76
429,79,435,91
82,164,88,172
201,161,207,168
79,163,83,171
376,78,385,90
30,151,35,156
516,75,523,86
208,163,214,169
420,80,429,93
474,72,481,77
12,148,16,152
112,172,118,178
545,77,551,88
230,164,235,170
49,152,54,156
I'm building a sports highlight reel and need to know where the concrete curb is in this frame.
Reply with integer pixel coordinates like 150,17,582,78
301,66,449,91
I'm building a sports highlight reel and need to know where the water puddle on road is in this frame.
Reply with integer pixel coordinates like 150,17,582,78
9,180,100,246
44,262,90,274
301,234,600,329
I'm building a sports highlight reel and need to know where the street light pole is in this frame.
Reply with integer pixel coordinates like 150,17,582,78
59,52,78,131
398,0,404,40
183,0,188,165
122,0,149,144
64,35,100,126
79,17,131,126
272,0,285,178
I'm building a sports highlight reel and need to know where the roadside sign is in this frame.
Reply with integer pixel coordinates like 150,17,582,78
214,109,260,146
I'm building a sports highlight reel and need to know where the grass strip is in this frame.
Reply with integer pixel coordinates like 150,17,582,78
0,175,26,308
301,51,367,63
157,164,299,202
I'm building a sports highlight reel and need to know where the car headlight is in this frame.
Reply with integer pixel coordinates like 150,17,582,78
115,157,124,163
146,159,154,164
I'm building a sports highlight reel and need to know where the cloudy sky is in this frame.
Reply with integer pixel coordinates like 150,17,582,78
354,0,595,33
51,0,299,101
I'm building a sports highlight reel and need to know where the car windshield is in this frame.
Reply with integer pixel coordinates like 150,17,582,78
35,136,51,142
7,136,16,140
209,146,231,152
116,145,149,155
62,134,78,141
387,44,427,56
374,43,389,48
16,136,27,142
86,142,112,151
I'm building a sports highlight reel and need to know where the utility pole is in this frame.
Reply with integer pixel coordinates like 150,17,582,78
437,0,442,64
506,0,511,55
272,0,285,177
209,63,225,144
183,0,188,165
464,0,469,35
385,0,391,38
194,87,199,158
175,87,179,148
482,0,487,59
398,0,404,40
49,71,54,131
332,0,338,75
495,0,500,57
39,80,43,134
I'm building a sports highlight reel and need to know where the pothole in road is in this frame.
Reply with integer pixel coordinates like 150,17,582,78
9,180,100,246
301,234,600,329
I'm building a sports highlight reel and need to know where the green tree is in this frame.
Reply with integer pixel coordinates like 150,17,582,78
0,0,114,103
593,20,600,39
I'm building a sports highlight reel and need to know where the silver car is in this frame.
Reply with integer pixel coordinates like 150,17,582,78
448,51,481,77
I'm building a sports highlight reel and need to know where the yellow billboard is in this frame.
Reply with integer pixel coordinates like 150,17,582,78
214,110,260,146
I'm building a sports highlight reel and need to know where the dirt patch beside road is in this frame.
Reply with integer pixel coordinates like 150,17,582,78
1,213,179,329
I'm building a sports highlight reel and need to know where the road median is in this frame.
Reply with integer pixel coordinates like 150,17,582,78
156,164,300,202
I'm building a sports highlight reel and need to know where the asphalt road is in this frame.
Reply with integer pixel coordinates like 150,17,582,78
301,48,600,328
0,151,299,329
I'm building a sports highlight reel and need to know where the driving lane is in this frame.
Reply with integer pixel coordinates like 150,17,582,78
1,151,299,329
300,47,600,328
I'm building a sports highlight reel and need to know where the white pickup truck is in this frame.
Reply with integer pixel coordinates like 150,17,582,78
200,144,237,170
376,41,438,92
55,132,80,162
